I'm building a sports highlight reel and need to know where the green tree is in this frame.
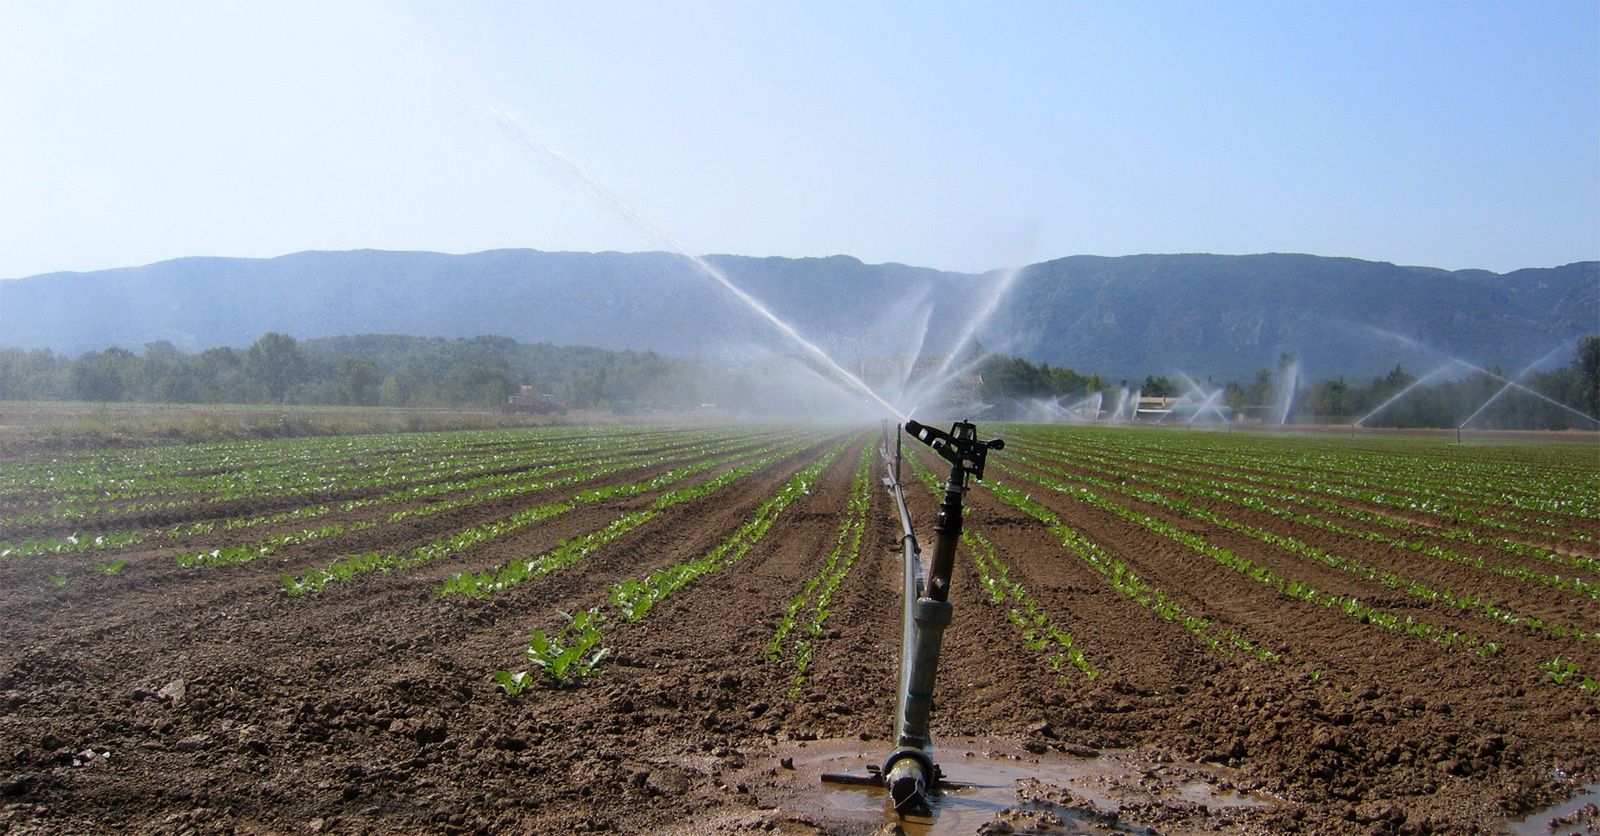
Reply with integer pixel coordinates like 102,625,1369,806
980,357,1052,401
1224,380,1248,412
244,332,308,402
443,363,512,408
1244,368,1274,406
378,375,405,407
1142,375,1176,398
1383,364,1416,391
339,358,382,406
70,348,137,402
1577,335,1600,416
194,347,245,402
0,348,68,399
137,340,188,402
1316,377,1349,418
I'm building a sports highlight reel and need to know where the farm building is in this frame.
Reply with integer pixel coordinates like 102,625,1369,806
1135,395,1181,421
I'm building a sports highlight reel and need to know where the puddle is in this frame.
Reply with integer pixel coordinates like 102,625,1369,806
755,738,1276,834
1509,784,1600,834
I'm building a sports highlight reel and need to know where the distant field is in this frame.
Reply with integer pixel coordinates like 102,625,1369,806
0,423,1596,832
0,400,587,455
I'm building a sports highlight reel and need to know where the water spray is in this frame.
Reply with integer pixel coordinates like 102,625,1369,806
1352,362,1460,427
490,107,907,423
1164,372,1231,426
894,255,1027,416
928,262,1026,385
889,304,936,407
1276,361,1301,426
1457,339,1598,431
822,419,1003,819
899,346,998,417
1187,388,1227,426
1415,355,1595,427
1358,327,1600,429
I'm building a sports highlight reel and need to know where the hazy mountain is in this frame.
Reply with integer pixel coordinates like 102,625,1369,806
2,249,1593,381
992,254,1598,381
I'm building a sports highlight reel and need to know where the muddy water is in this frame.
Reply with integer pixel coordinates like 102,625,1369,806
1510,783,1600,834
756,738,1275,834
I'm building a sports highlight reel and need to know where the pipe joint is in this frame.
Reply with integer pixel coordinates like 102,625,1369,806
913,597,952,627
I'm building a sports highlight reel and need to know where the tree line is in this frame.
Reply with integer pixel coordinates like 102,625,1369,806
974,336,1599,429
1,332,1595,429
0,333,699,411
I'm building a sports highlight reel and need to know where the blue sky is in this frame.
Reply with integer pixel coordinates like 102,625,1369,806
1,0,1595,278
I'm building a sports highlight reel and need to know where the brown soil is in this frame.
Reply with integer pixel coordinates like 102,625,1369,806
2,428,1597,835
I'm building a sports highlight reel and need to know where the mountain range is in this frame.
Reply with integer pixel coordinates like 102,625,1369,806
1,249,1593,382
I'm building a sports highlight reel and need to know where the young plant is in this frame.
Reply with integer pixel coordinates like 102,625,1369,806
1543,655,1579,685
524,609,611,685
492,669,535,696
89,559,127,576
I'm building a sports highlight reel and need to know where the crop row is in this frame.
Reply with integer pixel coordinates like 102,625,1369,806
1006,446,1597,646
1016,428,1596,547
907,449,1279,663
1,427,573,508
1014,427,1591,532
499,438,852,689
1074,428,1598,513
1015,436,1600,599
610,440,850,622
1542,655,1600,698
5,426,725,525
901,456,1096,682
281,435,816,595
180,431,773,571
767,443,873,690
2,430,681,560
994,459,1506,658
436,437,823,598
0,425,606,497
1019,434,1600,583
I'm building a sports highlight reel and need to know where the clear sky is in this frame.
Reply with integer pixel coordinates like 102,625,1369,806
2,0,1596,279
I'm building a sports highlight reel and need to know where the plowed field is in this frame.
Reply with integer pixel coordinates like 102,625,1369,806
1,424,1596,834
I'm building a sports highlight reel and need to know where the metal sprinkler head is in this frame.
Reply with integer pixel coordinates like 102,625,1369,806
903,419,1004,481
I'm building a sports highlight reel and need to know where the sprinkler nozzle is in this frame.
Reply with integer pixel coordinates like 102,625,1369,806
903,419,1004,481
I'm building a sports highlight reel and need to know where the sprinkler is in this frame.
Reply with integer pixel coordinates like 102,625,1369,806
822,419,1003,819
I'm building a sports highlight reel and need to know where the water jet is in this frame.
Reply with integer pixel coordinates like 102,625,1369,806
491,107,906,422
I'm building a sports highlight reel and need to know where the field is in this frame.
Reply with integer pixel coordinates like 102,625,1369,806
0,401,578,458
1,422,1597,834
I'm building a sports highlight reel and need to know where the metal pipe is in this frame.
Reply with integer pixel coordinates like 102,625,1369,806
880,423,921,765
922,463,965,602
878,422,934,815
894,595,952,749
898,535,919,719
